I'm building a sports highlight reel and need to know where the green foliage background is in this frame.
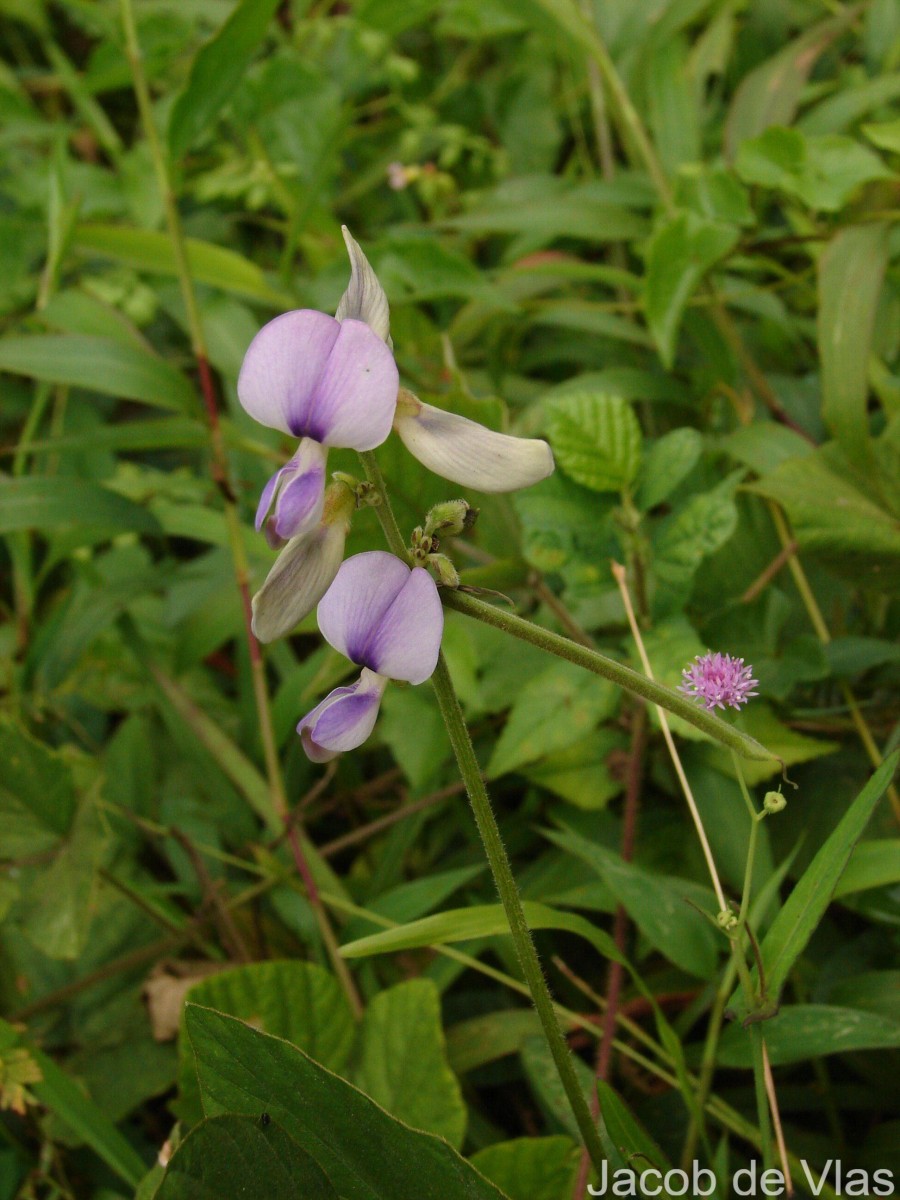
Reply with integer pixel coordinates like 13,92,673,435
1,0,899,1197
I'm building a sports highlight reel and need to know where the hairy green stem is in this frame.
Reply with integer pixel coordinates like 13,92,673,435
359,450,606,1170
443,590,774,762
430,654,607,1171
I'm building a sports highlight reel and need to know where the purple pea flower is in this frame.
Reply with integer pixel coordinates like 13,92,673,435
238,310,398,545
298,551,443,761
679,651,759,712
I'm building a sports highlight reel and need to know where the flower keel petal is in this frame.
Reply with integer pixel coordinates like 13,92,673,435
394,397,554,493
297,669,387,761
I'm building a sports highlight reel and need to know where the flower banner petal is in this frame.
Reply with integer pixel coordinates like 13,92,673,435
394,398,554,493
365,566,444,684
334,226,392,345
237,309,340,437
310,320,398,449
317,551,410,665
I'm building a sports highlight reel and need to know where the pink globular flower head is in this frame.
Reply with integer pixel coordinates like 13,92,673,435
297,551,444,762
678,652,759,713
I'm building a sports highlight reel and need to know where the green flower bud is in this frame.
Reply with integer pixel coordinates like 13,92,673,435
424,499,477,538
763,790,787,815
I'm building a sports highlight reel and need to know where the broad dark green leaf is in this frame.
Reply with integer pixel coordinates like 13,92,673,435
168,0,281,160
544,826,721,980
755,753,899,1004
0,335,196,411
470,1137,579,1200
547,392,643,493
357,980,467,1148
155,1115,338,1199
186,1006,509,1200
735,127,891,212
486,662,618,778
176,961,355,1123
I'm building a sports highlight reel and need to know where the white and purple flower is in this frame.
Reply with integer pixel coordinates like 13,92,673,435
679,652,758,712
297,551,443,761
238,310,399,544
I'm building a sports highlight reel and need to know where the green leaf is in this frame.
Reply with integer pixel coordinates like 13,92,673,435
155,1114,338,1199
0,477,160,538
71,224,292,307
520,1036,594,1141
747,445,900,589
521,728,625,810
818,223,890,466
833,840,900,898
19,795,107,960
595,1080,671,1170
717,1005,900,1067
652,476,739,591
636,427,703,511
0,717,77,855
644,211,739,367
547,392,643,493
470,1137,579,1200
445,1011,543,1075
186,1006,509,1200
0,335,196,411
0,1019,146,1189
544,826,721,980
735,127,891,212
724,12,857,156
357,980,467,1148
176,961,355,1123
168,0,281,160
755,752,899,1004
486,662,618,779
340,901,629,976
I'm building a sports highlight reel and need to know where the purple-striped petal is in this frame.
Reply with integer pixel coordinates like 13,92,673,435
238,310,340,437
317,552,410,664
255,438,328,545
237,311,398,448
363,566,443,683
307,320,398,449
297,668,388,762
316,551,443,685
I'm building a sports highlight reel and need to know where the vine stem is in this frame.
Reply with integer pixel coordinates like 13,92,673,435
119,0,360,1016
442,590,774,764
358,452,607,1173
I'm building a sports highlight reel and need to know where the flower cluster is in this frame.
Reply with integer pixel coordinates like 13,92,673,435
239,228,554,759
679,652,758,712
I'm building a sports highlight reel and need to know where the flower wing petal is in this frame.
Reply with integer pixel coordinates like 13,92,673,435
251,522,346,644
316,551,411,665
308,320,398,450
395,399,554,492
366,566,443,684
238,310,340,436
297,669,387,761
